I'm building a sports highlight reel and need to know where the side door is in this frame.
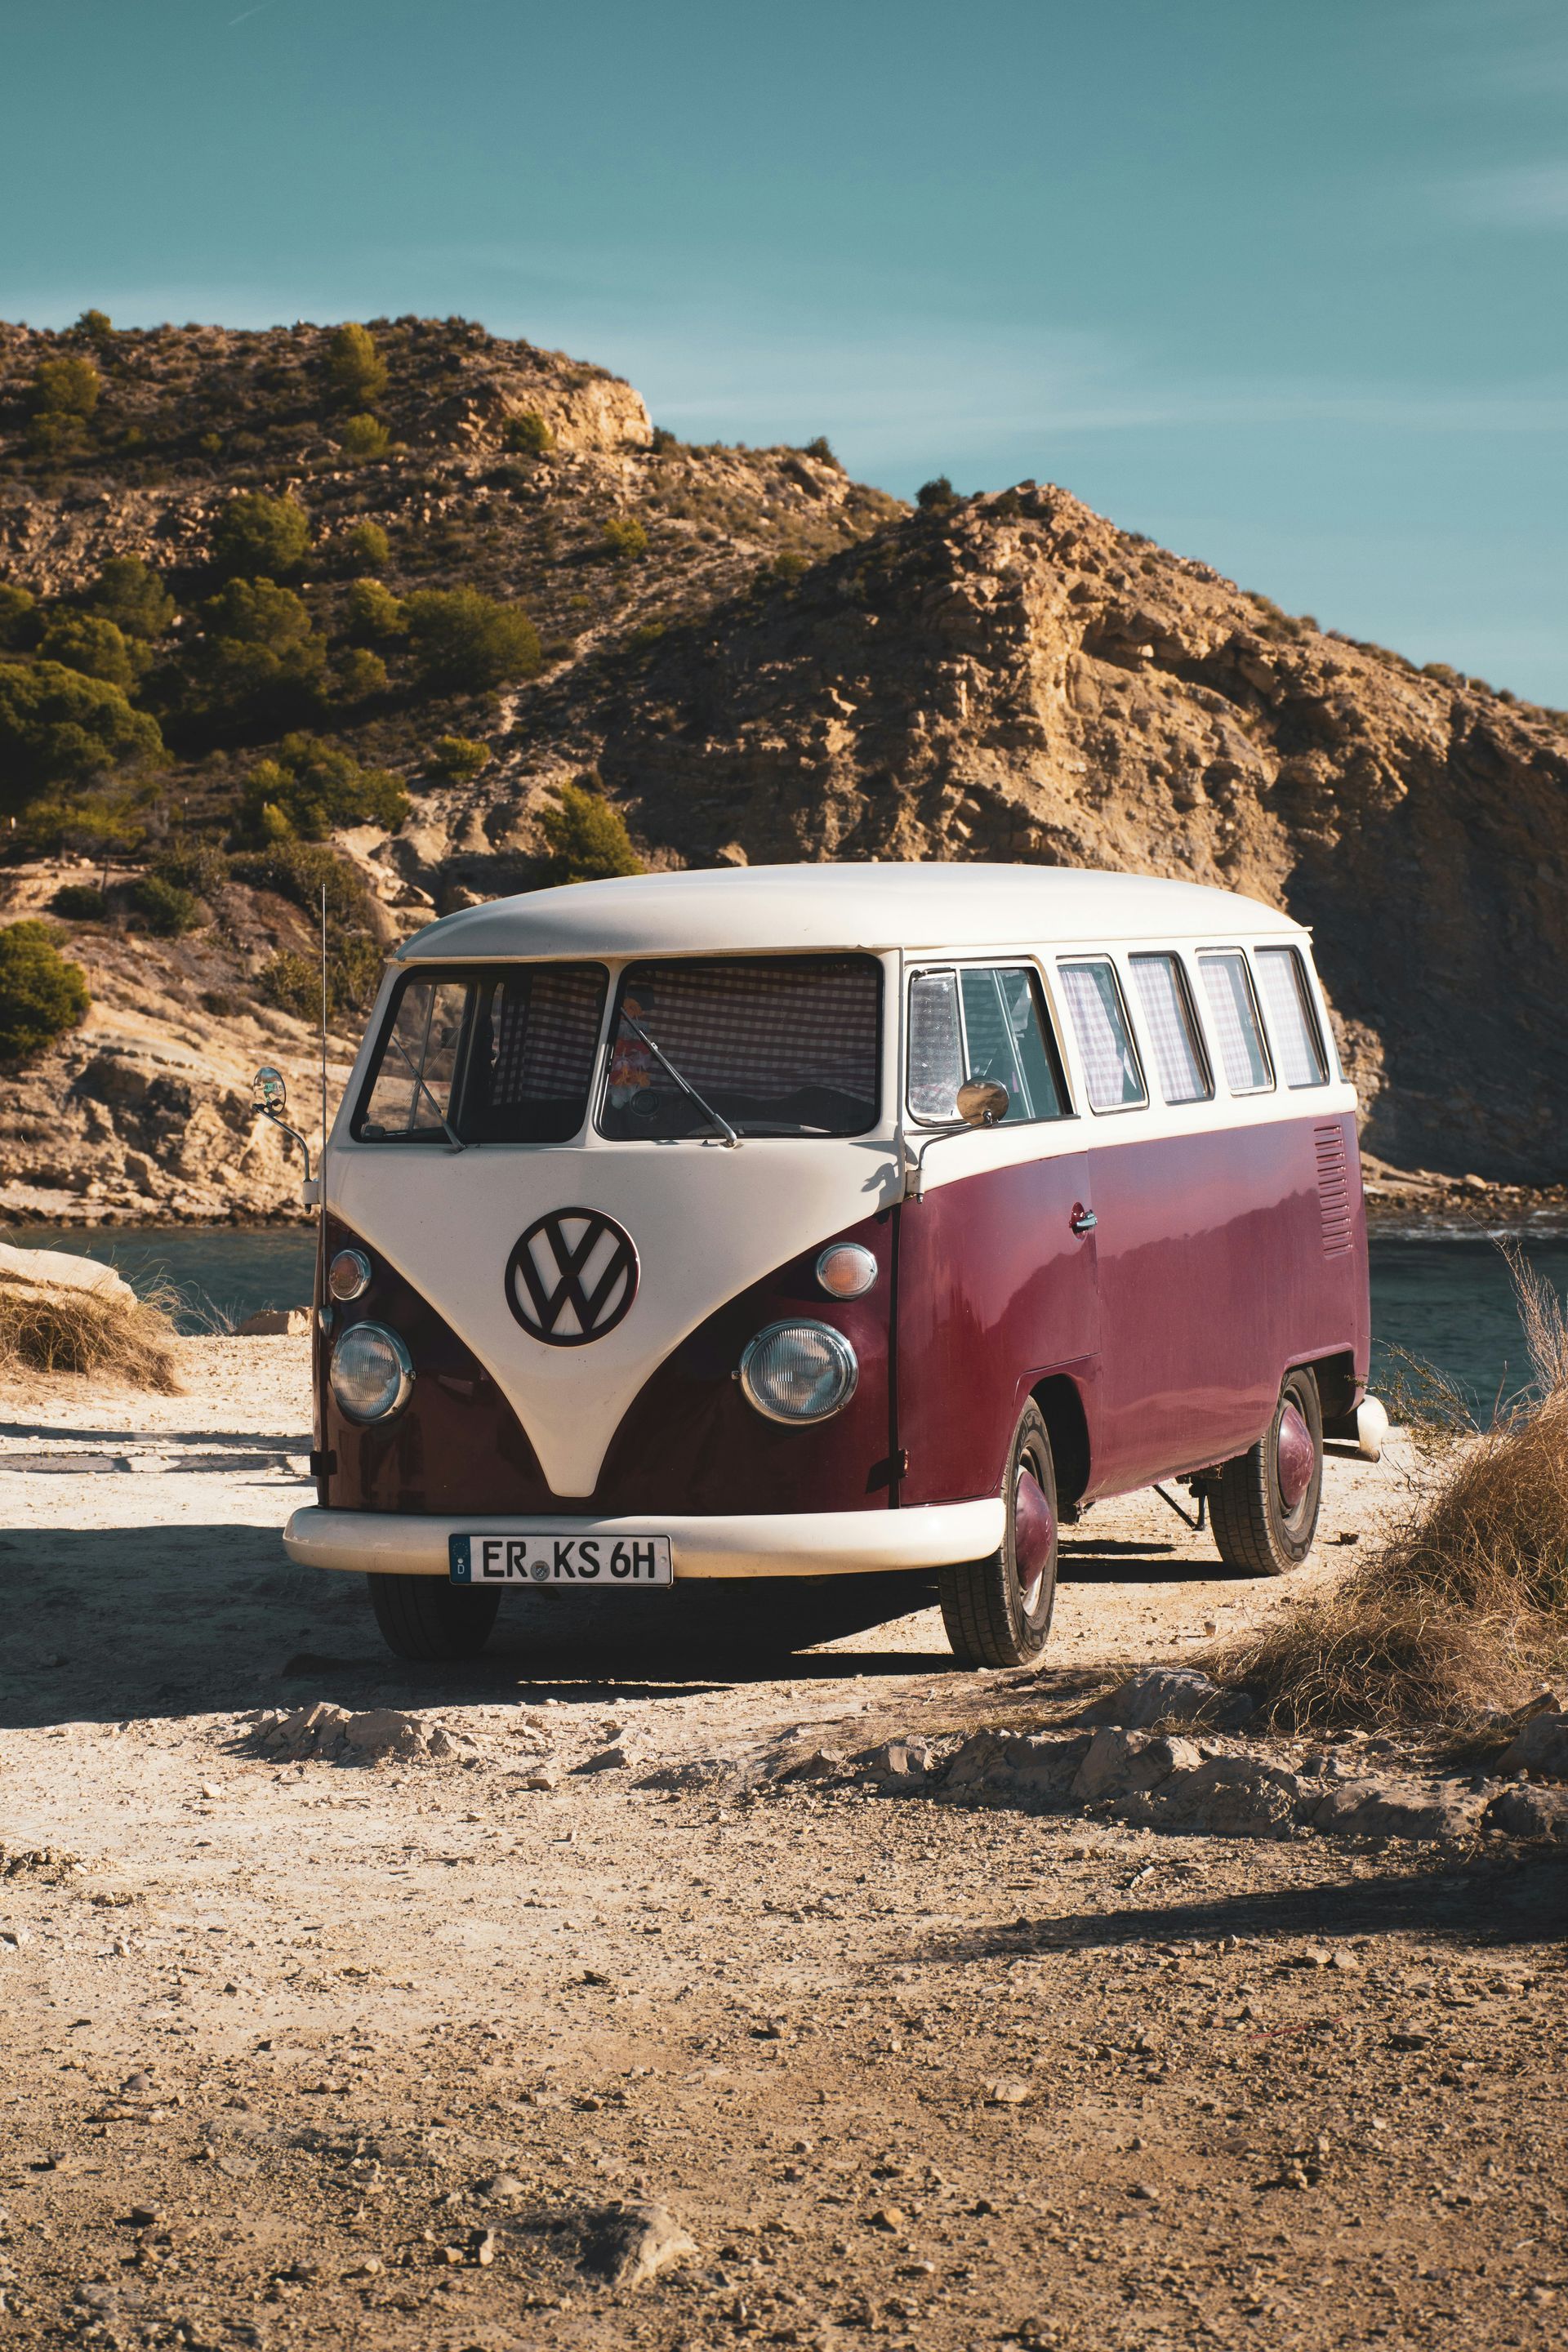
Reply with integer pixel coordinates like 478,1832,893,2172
896,961,1100,1509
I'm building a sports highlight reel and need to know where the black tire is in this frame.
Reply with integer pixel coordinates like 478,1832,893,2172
1210,1366,1323,1576
938,1403,1059,1668
368,1574,501,1662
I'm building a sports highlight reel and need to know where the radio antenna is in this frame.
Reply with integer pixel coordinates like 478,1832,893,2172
319,880,328,1210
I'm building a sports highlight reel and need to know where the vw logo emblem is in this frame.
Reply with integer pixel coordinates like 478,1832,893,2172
505,1209,639,1347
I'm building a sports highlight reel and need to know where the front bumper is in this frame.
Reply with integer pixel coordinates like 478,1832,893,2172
283,1500,1004,1581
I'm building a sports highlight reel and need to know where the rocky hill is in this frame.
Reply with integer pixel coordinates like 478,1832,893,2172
2,311,1566,1217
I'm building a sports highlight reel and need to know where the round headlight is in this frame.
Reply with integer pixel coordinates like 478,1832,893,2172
329,1323,413,1422
328,1247,372,1302
739,1321,859,1425
816,1241,878,1299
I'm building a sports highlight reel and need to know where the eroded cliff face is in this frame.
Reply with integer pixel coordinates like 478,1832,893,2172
522,485,1565,1182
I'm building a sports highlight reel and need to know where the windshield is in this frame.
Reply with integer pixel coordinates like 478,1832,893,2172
598,955,881,1140
354,962,608,1144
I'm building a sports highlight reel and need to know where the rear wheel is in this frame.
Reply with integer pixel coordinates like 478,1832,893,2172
368,1574,501,1661
938,1402,1059,1668
1209,1366,1323,1576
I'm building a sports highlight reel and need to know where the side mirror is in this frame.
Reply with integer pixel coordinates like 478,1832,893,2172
252,1065,287,1117
956,1076,1009,1128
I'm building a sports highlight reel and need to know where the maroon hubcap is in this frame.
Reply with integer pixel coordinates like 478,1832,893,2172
1276,1401,1316,1513
1013,1464,1055,1610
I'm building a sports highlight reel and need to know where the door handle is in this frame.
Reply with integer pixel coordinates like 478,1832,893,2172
1070,1205,1098,1235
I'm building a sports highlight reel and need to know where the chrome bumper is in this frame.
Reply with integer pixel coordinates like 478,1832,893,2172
283,1499,1004,1581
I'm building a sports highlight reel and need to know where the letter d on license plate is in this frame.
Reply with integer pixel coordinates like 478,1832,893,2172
449,1532,673,1587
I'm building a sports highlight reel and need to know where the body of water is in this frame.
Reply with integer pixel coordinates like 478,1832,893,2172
6,1223,1566,1416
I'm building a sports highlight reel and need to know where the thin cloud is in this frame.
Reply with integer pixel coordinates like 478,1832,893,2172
228,2,278,24
1450,162,1568,227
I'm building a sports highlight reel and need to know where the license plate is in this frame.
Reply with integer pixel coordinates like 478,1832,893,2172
449,1532,673,1588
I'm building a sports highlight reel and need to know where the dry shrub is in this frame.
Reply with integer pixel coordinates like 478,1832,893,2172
0,1279,182,1392
1211,1245,1568,1733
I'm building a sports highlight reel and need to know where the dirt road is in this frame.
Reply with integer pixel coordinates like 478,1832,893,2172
1,1341,1563,2350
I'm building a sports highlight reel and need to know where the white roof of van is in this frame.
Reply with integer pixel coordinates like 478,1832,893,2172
399,861,1304,962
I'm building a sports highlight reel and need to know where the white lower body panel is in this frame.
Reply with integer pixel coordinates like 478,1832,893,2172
283,1500,1004,1581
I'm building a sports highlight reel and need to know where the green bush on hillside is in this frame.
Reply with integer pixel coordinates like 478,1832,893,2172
804,435,840,467
258,933,385,1023
0,586,42,650
427,733,491,783
339,413,392,463
402,587,541,692
335,646,388,701
0,661,163,798
38,612,140,693
345,578,405,641
502,411,553,457
210,491,312,581
149,841,230,900
326,323,388,411
0,920,91,1062
51,883,109,922
234,733,408,844
537,778,644,886
917,475,956,510
601,515,648,563
32,355,100,419
131,873,205,938
86,557,175,643
75,310,114,345
198,577,327,719
343,519,390,569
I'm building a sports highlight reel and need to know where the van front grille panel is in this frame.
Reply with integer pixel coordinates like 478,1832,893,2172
1313,1121,1353,1256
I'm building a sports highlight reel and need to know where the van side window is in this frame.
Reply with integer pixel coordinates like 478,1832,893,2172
359,978,469,1138
1196,950,1273,1093
906,965,1069,1125
1128,952,1211,1104
1253,947,1330,1087
1058,959,1147,1112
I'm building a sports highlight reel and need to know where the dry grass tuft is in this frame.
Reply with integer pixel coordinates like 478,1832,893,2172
1210,1245,1568,1734
0,1278,183,1393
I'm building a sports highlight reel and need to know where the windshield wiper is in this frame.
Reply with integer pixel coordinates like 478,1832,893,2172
616,1012,742,1148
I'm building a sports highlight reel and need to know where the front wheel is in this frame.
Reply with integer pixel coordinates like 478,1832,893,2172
1209,1366,1323,1576
938,1402,1059,1668
368,1574,501,1662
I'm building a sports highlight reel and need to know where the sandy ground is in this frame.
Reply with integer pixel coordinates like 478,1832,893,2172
0,1340,1564,2352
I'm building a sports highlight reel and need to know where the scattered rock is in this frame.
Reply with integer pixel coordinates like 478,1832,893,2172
868,2205,906,2232
0,1242,136,1306
1071,1727,1200,1803
863,1736,933,1786
251,1703,460,1765
517,1763,560,1791
577,2202,697,2288
1138,1755,1303,1841
773,1746,847,1784
982,2078,1032,2106
1482,1784,1568,1842
236,1307,311,1336
1089,1666,1255,1731
576,1743,637,1775
1306,1779,1482,1844
1498,1708,1568,1782
638,1757,750,1794
942,1730,1089,1798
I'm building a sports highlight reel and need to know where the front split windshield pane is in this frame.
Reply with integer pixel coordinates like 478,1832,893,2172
599,955,880,1139
356,963,608,1143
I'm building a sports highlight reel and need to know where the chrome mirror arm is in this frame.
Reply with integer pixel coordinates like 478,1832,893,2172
256,1104,313,1186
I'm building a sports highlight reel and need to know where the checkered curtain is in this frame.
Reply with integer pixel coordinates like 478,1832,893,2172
611,956,880,1102
1253,950,1328,1088
488,964,607,1103
1198,952,1272,1092
1059,961,1146,1111
1129,954,1209,1104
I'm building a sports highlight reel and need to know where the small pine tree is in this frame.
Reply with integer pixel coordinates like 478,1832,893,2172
344,578,406,642
326,323,388,410
31,355,100,418
75,309,114,345
339,413,392,462
86,556,175,643
537,780,644,886
502,411,553,457
210,491,312,581
38,612,140,693
917,475,956,510
428,734,491,782
601,515,648,563
344,519,390,568
0,586,41,650
402,588,541,691
0,920,91,1062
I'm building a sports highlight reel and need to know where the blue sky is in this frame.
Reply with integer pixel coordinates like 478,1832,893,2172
5,0,1566,700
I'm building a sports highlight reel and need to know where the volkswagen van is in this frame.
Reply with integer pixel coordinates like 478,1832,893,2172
281,862,1382,1668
